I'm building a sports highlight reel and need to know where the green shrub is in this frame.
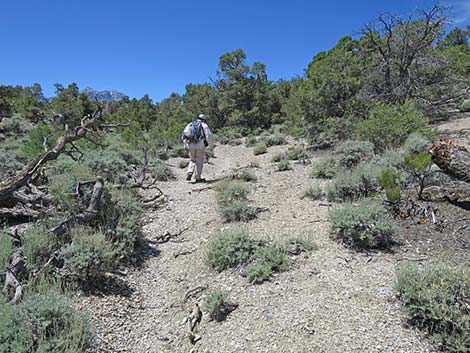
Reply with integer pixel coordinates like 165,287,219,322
264,134,287,147
253,142,267,155
354,101,432,153
204,289,231,321
312,157,337,179
168,145,188,158
148,159,174,181
245,135,257,147
276,160,291,171
326,162,380,202
396,264,470,352
403,152,433,199
286,147,310,163
228,169,257,182
403,133,432,155
60,227,114,281
459,99,470,112
207,230,258,272
303,186,323,200
377,167,402,202
23,225,61,272
0,287,94,352
216,181,257,222
285,237,318,252
207,230,288,283
336,140,374,169
271,153,287,163
328,200,398,249
0,232,11,271
98,188,143,260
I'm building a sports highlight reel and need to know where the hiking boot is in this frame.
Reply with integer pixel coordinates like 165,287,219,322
186,172,193,181
191,178,206,184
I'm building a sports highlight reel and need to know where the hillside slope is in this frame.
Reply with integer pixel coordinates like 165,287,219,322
78,141,436,353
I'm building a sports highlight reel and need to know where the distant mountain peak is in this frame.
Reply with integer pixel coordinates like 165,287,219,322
83,87,127,102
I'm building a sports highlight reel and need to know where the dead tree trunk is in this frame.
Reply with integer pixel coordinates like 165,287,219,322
48,178,104,237
2,229,26,305
429,141,470,182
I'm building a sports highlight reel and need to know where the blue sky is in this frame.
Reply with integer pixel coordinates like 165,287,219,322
1,0,469,102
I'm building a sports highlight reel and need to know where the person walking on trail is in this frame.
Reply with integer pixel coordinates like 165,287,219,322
181,113,214,183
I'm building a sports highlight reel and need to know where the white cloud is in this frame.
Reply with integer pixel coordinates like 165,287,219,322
448,0,470,24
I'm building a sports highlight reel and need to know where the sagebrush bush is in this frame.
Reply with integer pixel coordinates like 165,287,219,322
276,160,291,171
207,230,258,271
23,224,62,272
285,237,318,252
245,135,257,147
216,181,257,222
207,230,288,283
204,289,231,321
253,142,267,155
60,227,114,281
336,140,374,169
402,133,432,155
286,147,310,163
0,232,11,271
396,264,470,353
312,157,337,179
98,188,143,260
148,159,174,181
459,99,470,112
354,101,433,153
271,153,286,163
264,134,287,147
0,286,94,352
328,200,398,249
168,145,188,158
303,186,323,200
228,169,257,182
326,162,380,202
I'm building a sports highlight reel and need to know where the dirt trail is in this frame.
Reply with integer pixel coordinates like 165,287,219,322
79,142,435,353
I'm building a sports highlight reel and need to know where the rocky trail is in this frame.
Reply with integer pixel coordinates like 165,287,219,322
79,141,437,353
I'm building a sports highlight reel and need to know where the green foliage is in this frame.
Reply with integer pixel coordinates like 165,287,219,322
264,134,287,147
207,230,288,283
245,135,257,147
60,227,114,281
98,188,143,260
276,159,291,171
246,244,288,283
328,200,398,249
216,181,257,222
204,289,230,321
326,162,379,202
228,169,257,182
459,99,470,112
0,287,94,353
377,167,402,202
396,264,470,352
354,101,432,153
403,133,432,155
207,230,259,272
0,232,11,271
336,140,374,169
303,186,323,200
23,225,61,272
404,152,432,172
312,157,337,179
253,142,267,155
271,152,286,163
285,237,318,252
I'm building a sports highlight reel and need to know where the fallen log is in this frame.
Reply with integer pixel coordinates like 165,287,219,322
429,141,470,182
422,181,470,203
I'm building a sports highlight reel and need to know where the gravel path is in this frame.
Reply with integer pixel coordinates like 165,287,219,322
78,142,435,353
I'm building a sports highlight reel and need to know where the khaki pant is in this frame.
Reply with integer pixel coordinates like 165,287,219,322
187,148,205,180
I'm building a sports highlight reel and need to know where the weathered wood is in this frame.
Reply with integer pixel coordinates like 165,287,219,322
48,178,104,237
422,181,470,202
2,230,25,305
429,141,470,182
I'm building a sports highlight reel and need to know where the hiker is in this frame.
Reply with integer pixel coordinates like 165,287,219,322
182,113,214,183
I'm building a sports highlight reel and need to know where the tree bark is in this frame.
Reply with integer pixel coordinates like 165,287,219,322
48,178,104,237
429,141,470,182
2,229,26,305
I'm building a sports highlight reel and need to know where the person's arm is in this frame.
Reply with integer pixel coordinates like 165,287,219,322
203,124,214,149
